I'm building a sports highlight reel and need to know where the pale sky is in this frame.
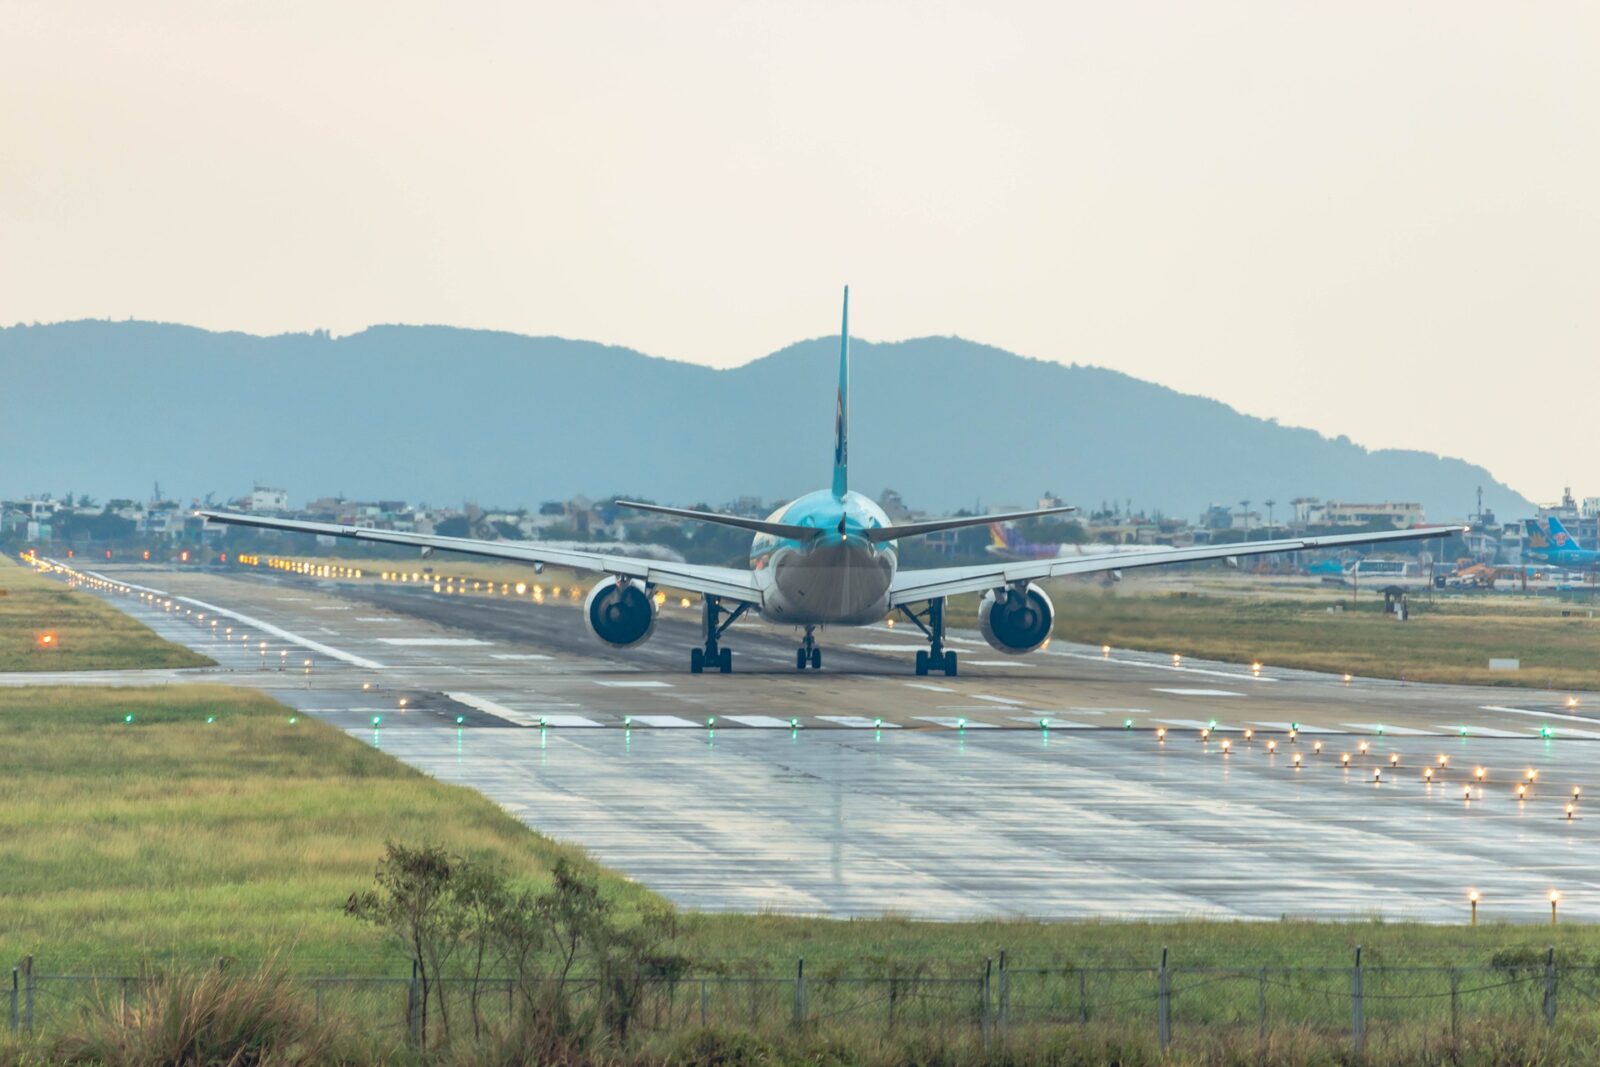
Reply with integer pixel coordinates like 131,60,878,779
3,2,1595,502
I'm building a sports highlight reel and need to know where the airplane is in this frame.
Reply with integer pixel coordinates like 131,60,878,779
1524,516,1600,569
199,288,1462,677
986,522,1176,562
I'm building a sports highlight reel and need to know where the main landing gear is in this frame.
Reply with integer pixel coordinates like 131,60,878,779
898,597,957,677
691,594,747,674
796,626,822,670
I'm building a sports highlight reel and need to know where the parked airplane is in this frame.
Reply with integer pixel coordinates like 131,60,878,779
1524,516,1600,569
986,522,1176,562
200,289,1461,676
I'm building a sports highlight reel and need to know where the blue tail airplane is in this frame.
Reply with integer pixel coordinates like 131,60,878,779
1524,516,1600,568
201,289,1462,676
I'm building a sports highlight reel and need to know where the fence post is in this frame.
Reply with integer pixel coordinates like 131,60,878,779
8,966,16,1034
1078,970,1088,1025
1543,946,1557,1028
408,958,422,1047
1157,947,1171,1053
980,957,993,1048
22,956,32,1035
997,950,1009,1034
1257,967,1267,1045
1449,968,1458,1042
1351,946,1365,1058
792,958,806,1029
888,973,898,1030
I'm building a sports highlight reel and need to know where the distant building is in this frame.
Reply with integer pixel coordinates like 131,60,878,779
249,486,289,513
1300,501,1424,529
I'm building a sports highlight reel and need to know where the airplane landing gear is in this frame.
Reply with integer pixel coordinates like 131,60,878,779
795,626,821,670
899,597,957,676
691,595,746,674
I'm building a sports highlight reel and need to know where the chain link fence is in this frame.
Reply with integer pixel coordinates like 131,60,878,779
10,948,1598,1055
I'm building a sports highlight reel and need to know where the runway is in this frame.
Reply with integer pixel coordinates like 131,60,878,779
27,562,1600,922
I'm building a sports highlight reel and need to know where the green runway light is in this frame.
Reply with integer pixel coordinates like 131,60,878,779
455,715,465,725
123,714,134,724
873,718,882,728
288,717,297,725
1124,718,1134,730
205,716,215,724
706,717,716,727
1208,719,1218,730
539,717,548,728
1459,726,1469,738
1376,725,1385,736
1291,722,1300,731
956,718,967,730
790,718,799,728
1542,727,1554,739
371,715,382,726
1039,718,1050,730
623,717,632,728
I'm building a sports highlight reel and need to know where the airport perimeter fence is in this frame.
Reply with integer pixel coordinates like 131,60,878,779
12,948,1600,1057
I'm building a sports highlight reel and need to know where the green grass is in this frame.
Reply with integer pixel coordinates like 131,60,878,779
996,583,1600,691
0,555,212,671
0,685,656,973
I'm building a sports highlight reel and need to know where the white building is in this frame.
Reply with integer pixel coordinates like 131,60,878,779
250,486,289,513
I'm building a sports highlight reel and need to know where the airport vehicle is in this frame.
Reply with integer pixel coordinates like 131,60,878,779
200,289,1461,676
986,523,1176,562
1524,516,1600,569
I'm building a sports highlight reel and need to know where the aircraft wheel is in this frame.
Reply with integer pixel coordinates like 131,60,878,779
690,648,705,674
796,648,807,671
915,650,929,676
719,647,733,674
810,648,822,670
944,650,958,676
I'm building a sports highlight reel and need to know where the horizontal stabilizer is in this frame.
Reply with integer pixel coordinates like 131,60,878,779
615,501,821,541
864,505,1077,543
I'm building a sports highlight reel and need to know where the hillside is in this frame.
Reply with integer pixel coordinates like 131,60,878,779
0,321,1529,519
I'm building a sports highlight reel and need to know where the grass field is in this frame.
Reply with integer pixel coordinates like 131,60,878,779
0,555,212,672
1022,581,1600,691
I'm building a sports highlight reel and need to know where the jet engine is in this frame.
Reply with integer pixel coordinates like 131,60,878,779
583,576,657,648
977,583,1054,655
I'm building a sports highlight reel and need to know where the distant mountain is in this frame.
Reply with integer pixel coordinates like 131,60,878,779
0,320,1530,520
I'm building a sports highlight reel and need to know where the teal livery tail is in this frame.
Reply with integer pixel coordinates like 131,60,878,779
832,286,850,499
1546,515,1578,549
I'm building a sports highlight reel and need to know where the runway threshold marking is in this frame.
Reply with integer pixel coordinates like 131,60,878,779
974,695,1026,706
1157,718,1241,732
491,653,553,661
1012,716,1094,728
630,715,699,728
595,680,673,689
1250,720,1339,733
1343,723,1438,736
379,637,493,647
850,643,922,653
445,691,536,726
912,716,999,729
535,714,604,728
724,715,794,728
1456,727,1529,738
966,660,1033,667
817,715,900,728
1152,688,1244,696
904,683,955,693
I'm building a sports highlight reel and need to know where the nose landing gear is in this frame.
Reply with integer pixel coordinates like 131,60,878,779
795,626,822,670
899,597,957,676
691,595,746,674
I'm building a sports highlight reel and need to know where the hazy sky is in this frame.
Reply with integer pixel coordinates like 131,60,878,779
3,2,1595,502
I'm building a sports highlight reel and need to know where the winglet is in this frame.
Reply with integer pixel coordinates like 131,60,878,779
832,286,849,499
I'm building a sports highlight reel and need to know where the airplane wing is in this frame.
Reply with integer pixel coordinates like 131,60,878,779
196,511,761,603
889,525,1464,605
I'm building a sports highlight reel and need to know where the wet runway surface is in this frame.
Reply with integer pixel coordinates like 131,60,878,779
24,562,1600,922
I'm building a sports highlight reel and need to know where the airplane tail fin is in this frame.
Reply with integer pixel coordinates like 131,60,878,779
831,286,849,499
1525,518,1551,549
990,523,1013,550
1547,515,1575,546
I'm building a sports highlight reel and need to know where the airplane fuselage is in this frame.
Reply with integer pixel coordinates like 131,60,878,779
751,489,896,625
